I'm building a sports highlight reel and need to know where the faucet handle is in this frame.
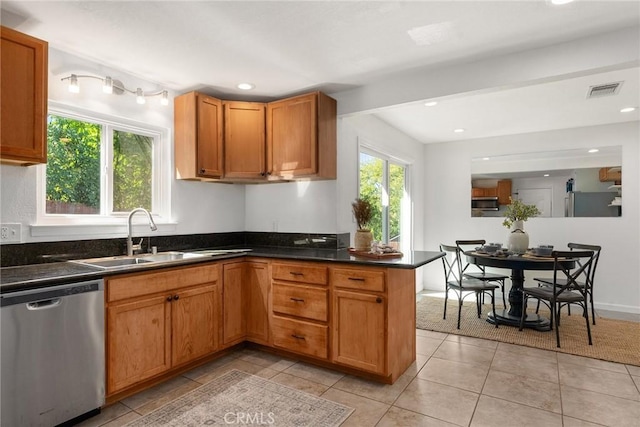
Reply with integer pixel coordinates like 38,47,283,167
132,238,144,253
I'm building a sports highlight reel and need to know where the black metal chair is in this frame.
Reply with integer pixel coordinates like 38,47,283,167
440,243,499,329
533,243,601,325
456,239,509,307
520,250,594,348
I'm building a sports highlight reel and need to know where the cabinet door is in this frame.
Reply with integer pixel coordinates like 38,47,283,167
197,95,223,178
224,101,266,179
223,262,246,345
267,93,317,178
332,290,386,374
0,26,47,165
497,180,512,205
107,294,171,394
246,261,270,344
171,284,219,367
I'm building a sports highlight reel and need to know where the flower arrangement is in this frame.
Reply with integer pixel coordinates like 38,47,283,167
502,197,541,229
351,198,373,231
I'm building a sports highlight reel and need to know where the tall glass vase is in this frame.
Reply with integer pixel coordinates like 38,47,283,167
508,220,529,254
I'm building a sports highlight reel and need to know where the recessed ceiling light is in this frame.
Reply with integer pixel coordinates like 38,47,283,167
588,149,599,153
544,174,550,177
237,83,255,90
620,107,636,113
482,157,490,161
549,0,575,5
424,101,437,107
453,128,465,133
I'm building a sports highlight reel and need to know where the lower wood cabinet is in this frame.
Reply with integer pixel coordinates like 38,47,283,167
332,289,385,374
106,264,220,396
245,261,270,345
331,266,416,382
222,262,246,346
106,258,416,399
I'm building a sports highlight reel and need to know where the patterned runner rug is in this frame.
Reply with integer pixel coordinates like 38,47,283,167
416,296,640,366
125,370,354,426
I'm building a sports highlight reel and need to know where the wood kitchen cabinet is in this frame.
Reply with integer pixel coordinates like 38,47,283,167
497,179,512,205
175,92,224,179
223,101,266,180
266,92,336,180
1,26,48,165
599,166,622,182
271,261,329,359
245,261,271,345
222,262,246,346
331,267,415,382
105,263,220,396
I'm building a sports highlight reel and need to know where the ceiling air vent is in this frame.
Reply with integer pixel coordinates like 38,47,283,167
587,82,622,99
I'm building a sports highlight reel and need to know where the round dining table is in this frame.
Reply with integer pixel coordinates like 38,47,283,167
465,251,575,331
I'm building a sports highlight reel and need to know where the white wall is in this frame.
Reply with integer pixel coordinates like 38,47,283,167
423,121,640,313
0,48,245,243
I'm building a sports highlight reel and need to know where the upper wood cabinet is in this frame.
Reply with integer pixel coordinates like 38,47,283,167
0,26,48,165
496,179,512,205
267,92,336,180
175,92,223,179
599,167,621,183
223,101,266,180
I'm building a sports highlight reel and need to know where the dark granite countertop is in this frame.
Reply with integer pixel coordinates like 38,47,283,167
0,246,444,294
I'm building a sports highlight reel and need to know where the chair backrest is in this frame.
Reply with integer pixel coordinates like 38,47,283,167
441,243,464,285
455,239,487,274
568,243,602,290
551,250,595,297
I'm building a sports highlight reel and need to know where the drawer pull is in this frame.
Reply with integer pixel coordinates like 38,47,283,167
290,297,305,302
291,334,306,340
289,272,304,276
348,277,365,282
376,297,383,303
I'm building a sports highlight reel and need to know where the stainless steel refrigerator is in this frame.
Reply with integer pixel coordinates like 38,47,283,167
565,191,620,217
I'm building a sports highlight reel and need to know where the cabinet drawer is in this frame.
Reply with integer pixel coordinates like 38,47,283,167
332,268,385,292
107,263,219,302
272,262,328,285
272,316,328,359
272,283,328,322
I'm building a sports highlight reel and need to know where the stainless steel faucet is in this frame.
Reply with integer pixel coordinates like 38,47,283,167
127,208,158,256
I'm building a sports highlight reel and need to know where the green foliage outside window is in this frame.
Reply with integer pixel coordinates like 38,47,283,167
46,116,101,213
358,153,405,244
46,115,152,214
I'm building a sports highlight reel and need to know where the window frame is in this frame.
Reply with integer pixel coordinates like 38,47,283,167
35,102,173,234
357,142,412,252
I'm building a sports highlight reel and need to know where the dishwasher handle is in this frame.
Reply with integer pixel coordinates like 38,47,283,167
26,298,62,310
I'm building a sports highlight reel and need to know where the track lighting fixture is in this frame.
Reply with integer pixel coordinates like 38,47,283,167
61,74,169,106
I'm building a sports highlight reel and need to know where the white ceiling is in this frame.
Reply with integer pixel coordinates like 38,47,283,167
2,0,639,144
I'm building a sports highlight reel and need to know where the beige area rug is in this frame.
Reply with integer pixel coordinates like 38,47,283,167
125,370,354,426
416,296,640,366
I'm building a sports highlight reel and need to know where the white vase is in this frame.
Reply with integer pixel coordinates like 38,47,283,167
508,220,529,254
354,229,373,251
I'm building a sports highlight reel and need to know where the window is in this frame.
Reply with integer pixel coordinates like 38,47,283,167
38,104,170,226
358,146,411,251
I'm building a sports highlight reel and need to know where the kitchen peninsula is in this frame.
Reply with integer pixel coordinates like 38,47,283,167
1,236,444,404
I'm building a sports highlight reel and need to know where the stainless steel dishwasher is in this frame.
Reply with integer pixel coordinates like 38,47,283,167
1,279,105,426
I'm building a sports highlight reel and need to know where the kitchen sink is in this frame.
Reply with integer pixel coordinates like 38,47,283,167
72,251,206,270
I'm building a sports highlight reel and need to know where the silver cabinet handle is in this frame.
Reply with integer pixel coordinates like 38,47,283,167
290,297,305,302
291,334,306,340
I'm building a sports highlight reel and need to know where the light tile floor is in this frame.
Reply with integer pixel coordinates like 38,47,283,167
78,327,640,427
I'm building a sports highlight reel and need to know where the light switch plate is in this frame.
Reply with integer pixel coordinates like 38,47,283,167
0,223,21,243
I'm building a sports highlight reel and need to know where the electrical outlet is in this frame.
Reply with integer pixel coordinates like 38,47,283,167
0,223,21,243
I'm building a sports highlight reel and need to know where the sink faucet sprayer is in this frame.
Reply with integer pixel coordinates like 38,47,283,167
127,208,158,256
